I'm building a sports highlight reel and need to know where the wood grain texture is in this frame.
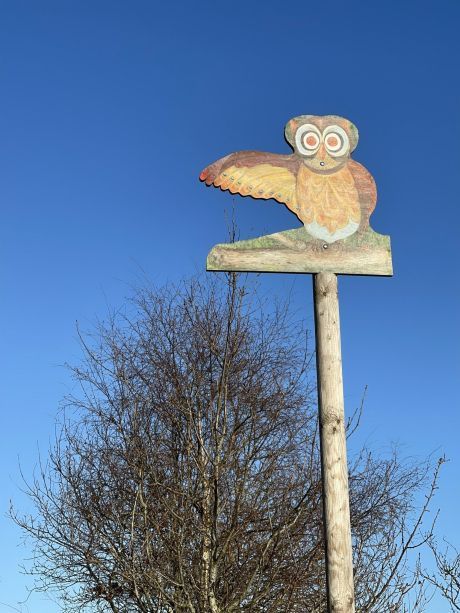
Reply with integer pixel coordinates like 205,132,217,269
207,226,393,276
314,272,355,613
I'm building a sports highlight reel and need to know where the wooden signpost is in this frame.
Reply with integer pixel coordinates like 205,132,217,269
200,114,392,613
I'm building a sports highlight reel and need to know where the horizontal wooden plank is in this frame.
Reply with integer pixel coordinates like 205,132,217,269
207,226,393,276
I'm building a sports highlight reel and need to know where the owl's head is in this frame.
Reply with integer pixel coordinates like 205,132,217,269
285,115,359,173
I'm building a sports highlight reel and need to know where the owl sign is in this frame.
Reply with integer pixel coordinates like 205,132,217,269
200,115,393,276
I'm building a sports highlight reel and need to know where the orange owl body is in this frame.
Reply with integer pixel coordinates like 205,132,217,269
200,115,377,244
296,164,361,242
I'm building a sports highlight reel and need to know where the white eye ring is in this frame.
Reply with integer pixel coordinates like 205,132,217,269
323,125,349,157
295,124,321,156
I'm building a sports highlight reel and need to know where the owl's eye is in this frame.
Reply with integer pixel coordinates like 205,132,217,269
323,125,349,157
303,132,320,149
295,124,321,156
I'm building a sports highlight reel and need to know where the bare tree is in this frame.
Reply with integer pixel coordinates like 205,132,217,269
422,538,460,611
11,274,440,612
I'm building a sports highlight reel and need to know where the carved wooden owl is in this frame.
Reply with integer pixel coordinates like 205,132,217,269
199,115,376,243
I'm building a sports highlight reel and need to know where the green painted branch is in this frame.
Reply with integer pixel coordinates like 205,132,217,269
207,227,392,276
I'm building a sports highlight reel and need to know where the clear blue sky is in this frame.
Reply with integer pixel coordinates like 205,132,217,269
1,1,459,610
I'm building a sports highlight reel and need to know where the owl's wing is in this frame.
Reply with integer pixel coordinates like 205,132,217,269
200,151,300,211
348,160,377,225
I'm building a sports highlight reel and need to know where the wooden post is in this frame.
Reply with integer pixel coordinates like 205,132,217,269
313,272,355,613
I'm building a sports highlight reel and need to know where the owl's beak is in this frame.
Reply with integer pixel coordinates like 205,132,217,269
317,143,327,160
